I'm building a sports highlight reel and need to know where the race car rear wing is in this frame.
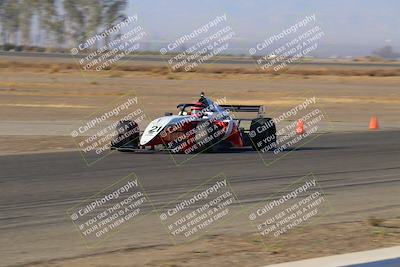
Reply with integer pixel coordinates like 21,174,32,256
176,103,266,118
220,105,266,118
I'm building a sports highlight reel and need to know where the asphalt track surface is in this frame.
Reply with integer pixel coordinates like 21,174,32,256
1,51,400,68
1,130,400,266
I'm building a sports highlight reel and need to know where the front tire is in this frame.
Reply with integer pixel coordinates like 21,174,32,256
111,120,140,149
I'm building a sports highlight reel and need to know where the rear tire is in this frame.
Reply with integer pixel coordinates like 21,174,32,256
249,118,276,151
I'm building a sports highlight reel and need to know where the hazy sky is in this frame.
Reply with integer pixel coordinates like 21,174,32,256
127,0,399,47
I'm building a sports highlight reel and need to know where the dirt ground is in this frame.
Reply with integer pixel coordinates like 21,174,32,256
1,60,400,121
26,219,400,267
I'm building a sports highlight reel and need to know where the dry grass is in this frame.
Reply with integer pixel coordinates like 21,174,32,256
49,64,61,73
1,59,400,77
368,217,384,227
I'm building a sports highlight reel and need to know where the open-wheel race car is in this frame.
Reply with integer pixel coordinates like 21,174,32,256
111,93,276,153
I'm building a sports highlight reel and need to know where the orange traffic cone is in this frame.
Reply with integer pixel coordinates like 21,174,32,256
296,119,304,135
369,116,379,130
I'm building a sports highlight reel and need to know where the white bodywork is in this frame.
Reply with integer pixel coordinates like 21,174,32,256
139,97,236,146
140,115,192,145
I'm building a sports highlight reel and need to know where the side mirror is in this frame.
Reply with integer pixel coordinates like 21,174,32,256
165,112,173,116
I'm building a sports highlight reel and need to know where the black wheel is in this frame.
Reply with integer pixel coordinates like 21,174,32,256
241,128,252,147
249,118,276,151
111,120,140,148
